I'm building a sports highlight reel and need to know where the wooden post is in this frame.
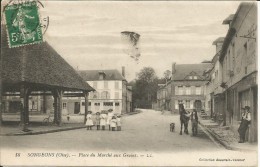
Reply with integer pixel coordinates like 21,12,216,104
20,84,30,131
52,89,63,126
52,90,58,125
223,90,227,126
248,87,254,142
57,90,63,126
84,92,89,124
43,91,46,114
25,89,30,124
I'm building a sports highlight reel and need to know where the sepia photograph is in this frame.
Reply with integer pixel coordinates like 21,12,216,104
0,0,258,166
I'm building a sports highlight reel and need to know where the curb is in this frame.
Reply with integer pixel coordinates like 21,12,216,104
1,126,86,136
199,121,234,150
199,121,257,152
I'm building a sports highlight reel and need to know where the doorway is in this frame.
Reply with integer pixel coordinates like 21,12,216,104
74,102,80,114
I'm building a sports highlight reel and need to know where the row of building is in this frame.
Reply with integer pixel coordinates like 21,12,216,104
2,67,133,115
155,2,257,143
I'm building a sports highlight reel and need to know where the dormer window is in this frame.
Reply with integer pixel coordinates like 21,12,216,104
188,75,198,80
98,72,106,80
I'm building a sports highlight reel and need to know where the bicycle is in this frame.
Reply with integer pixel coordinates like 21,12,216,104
42,114,54,126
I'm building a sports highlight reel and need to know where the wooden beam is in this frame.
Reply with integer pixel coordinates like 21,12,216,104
84,92,89,124
20,84,30,131
52,89,63,126
57,90,63,126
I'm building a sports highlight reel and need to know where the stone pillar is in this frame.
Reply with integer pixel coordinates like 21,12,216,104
84,92,89,124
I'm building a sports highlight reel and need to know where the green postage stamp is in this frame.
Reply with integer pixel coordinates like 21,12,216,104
4,1,43,48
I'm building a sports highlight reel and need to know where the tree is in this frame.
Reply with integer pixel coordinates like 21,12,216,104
131,67,159,109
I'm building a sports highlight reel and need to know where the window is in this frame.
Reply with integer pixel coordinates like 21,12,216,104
103,102,113,106
88,92,93,99
183,86,186,95
186,86,191,95
178,86,183,95
82,102,85,106
94,103,100,106
104,81,108,89
62,103,67,109
93,91,99,99
175,86,179,95
115,102,120,106
175,100,179,109
93,81,97,89
191,86,196,95
115,92,119,99
186,100,190,109
101,91,110,99
88,102,91,106
195,86,201,95
115,81,119,89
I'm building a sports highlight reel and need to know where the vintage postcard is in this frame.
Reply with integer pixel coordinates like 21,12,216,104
0,0,258,166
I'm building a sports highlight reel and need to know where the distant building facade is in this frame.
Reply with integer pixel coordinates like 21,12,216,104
74,67,132,115
170,63,212,113
156,63,212,113
204,37,225,119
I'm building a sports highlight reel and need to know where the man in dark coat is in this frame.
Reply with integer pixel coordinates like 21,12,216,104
238,106,251,143
191,109,198,136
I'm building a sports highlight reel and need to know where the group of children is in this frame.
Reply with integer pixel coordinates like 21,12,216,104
85,109,121,131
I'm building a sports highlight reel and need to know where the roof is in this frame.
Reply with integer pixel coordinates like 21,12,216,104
1,26,94,92
79,70,126,81
212,37,225,45
173,63,212,81
222,14,235,25
220,2,256,61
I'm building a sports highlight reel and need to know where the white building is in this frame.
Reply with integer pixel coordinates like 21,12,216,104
77,67,132,115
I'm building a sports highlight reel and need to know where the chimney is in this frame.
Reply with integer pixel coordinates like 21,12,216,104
216,43,223,53
122,66,125,77
171,62,176,80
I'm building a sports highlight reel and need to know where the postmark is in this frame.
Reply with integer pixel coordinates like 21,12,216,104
4,0,48,48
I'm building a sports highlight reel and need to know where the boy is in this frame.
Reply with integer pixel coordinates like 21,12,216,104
191,109,198,136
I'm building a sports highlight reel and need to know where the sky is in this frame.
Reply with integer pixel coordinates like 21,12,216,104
38,1,241,81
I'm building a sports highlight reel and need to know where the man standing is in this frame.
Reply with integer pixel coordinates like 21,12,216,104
238,106,251,143
191,109,198,136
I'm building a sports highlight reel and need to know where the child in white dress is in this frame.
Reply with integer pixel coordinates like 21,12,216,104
110,116,117,131
116,115,121,131
85,111,93,130
100,110,107,130
107,109,114,131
